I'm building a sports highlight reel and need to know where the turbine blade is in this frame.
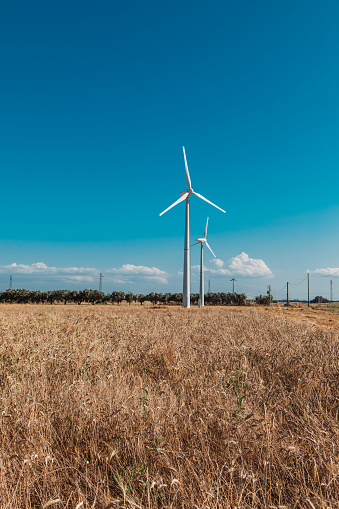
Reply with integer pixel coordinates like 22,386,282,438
204,217,209,239
193,191,226,213
159,192,188,216
205,241,216,258
183,146,191,189
191,242,200,247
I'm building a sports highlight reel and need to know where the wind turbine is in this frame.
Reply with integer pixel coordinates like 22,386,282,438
192,217,216,307
159,147,226,308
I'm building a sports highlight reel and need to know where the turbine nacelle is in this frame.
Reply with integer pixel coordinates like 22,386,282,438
179,189,193,197
196,237,206,243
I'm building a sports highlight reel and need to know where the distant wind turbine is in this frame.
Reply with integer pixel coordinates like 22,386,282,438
192,217,216,307
159,147,225,308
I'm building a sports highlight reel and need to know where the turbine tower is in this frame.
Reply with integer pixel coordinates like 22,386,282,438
159,147,225,308
192,217,216,307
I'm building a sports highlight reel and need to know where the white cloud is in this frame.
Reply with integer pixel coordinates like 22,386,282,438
197,252,273,278
108,264,167,276
229,252,273,277
106,264,168,283
63,275,95,282
211,258,224,268
146,275,168,284
62,266,97,273
191,263,225,274
1,262,55,274
0,261,170,287
0,256,271,286
209,267,231,276
311,268,339,276
0,262,167,280
0,262,97,275
30,262,49,270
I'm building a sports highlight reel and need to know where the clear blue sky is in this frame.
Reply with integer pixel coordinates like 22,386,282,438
1,0,339,299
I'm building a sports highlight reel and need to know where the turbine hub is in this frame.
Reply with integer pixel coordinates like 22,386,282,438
179,188,193,197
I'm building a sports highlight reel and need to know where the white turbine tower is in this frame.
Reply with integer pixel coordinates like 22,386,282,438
192,217,216,307
159,147,225,308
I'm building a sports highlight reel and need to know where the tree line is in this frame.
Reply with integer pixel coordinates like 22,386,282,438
0,289,247,306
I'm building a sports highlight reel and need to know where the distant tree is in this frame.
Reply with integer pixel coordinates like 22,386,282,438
171,293,182,305
0,287,246,306
52,290,69,304
17,289,32,304
155,293,164,304
125,292,134,305
61,290,72,305
137,294,146,305
88,290,105,305
145,292,157,305
111,291,125,305
190,293,199,305
46,291,55,305
163,293,172,305
311,296,329,304
69,290,79,304
2,290,17,303
256,295,271,305
75,290,85,305
233,293,247,306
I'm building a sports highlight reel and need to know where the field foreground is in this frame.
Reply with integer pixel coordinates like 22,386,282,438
0,305,338,508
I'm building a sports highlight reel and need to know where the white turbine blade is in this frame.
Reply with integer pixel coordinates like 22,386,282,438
204,217,209,239
205,241,216,258
159,192,188,216
191,242,200,247
193,191,226,213
183,146,191,189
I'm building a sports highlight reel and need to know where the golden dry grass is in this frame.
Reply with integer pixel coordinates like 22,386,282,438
0,304,338,508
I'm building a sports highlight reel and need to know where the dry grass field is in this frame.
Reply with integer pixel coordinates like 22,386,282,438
0,304,338,508
270,303,339,331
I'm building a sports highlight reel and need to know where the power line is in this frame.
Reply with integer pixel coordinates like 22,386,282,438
275,284,287,294
290,276,308,286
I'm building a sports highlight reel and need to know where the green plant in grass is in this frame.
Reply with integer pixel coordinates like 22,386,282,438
224,370,251,418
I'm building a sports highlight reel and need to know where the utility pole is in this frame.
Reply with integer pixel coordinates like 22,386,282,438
99,273,103,292
9,275,12,290
286,282,289,306
330,279,333,302
230,278,237,294
267,285,271,305
307,272,310,307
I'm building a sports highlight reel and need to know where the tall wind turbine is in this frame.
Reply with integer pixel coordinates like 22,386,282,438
192,217,216,307
159,147,226,308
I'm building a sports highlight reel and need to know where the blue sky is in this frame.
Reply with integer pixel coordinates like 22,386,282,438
1,0,339,299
